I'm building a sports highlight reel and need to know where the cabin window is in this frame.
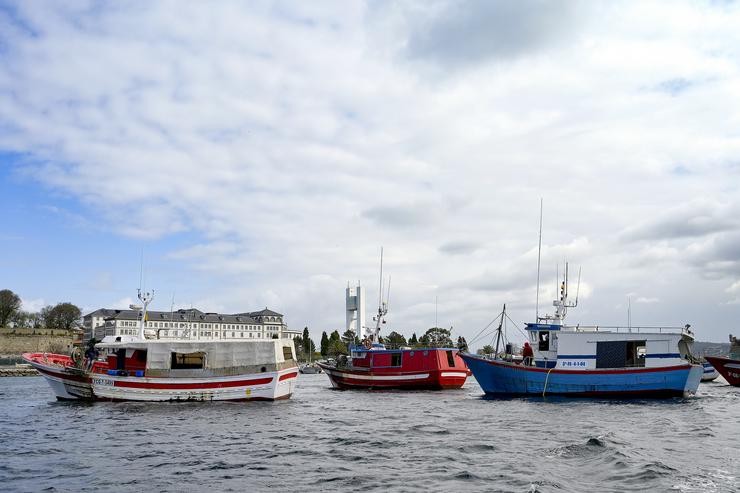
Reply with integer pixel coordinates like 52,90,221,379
446,350,455,367
538,331,550,351
595,340,646,368
171,352,205,369
283,346,294,361
391,353,402,367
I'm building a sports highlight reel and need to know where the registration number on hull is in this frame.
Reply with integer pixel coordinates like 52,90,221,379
92,377,114,386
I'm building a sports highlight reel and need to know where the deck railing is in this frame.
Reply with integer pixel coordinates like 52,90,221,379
566,325,690,334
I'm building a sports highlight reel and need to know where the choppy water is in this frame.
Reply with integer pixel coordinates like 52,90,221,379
0,374,738,492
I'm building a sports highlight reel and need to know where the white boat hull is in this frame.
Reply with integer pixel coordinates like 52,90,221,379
90,367,298,401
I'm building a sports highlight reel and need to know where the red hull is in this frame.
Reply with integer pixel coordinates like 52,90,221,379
704,356,740,386
317,348,468,390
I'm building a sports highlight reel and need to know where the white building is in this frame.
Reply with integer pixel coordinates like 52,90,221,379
83,307,300,342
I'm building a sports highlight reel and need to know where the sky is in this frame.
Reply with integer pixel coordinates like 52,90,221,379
1,0,740,347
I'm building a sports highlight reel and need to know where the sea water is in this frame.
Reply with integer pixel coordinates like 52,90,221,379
0,375,737,492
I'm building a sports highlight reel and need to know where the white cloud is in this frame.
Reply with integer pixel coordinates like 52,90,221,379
2,1,740,344
21,298,46,312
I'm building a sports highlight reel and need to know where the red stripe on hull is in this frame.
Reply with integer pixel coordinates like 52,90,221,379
112,376,274,390
319,365,466,390
279,372,299,381
97,393,293,403
704,356,740,386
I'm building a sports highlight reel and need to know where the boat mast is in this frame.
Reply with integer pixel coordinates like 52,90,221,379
137,288,154,340
371,247,388,343
493,304,506,358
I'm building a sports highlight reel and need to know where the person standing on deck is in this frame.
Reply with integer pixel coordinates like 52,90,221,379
522,341,534,366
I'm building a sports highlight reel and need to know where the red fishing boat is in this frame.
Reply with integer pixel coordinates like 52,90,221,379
319,344,468,390
704,334,740,386
318,249,468,390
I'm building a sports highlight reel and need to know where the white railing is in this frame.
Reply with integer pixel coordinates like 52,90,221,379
567,325,689,334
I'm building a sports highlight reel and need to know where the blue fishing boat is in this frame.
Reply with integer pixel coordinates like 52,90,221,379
461,268,703,398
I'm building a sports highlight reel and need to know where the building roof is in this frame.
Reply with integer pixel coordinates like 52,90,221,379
84,307,281,325
245,308,283,317
84,308,117,318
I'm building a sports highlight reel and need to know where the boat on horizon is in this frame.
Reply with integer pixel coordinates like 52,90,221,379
317,250,468,390
299,363,322,374
24,289,299,401
700,360,719,382
704,334,740,387
460,266,703,398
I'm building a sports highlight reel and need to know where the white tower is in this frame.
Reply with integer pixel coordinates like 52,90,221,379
346,284,366,338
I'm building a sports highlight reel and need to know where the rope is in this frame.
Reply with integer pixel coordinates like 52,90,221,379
467,310,504,346
543,366,555,396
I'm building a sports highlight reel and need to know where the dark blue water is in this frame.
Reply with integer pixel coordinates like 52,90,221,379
0,375,737,492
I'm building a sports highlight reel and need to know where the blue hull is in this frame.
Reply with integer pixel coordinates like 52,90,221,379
460,354,702,398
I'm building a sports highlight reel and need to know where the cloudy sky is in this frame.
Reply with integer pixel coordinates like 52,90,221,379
2,0,739,346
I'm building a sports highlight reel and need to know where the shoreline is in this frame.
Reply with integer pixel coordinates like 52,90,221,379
0,366,39,377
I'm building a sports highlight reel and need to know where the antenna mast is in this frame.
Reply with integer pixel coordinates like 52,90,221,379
536,199,543,322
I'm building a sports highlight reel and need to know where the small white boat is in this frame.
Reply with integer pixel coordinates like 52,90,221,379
299,363,322,374
701,360,719,382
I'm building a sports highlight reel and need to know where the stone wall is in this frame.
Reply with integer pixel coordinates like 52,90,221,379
0,335,75,357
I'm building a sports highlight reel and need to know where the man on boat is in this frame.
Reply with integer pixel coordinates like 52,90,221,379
84,339,99,371
522,341,534,366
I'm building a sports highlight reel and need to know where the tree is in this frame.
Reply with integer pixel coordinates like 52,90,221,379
409,332,418,346
385,331,407,347
341,329,358,346
294,335,305,360
456,336,468,352
44,302,82,331
320,331,329,357
420,327,453,348
477,345,495,355
40,305,54,328
327,338,348,357
0,289,22,327
329,330,341,344
10,310,31,329
302,327,315,356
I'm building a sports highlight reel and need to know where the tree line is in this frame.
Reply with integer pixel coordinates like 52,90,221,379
291,325,469,362
0,289,82,331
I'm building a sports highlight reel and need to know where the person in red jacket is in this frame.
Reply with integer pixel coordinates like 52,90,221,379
522,341,534,366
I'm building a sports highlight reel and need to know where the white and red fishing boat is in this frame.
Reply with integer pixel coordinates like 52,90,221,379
25,289,299,401
318,251,468,390
704,334,740,387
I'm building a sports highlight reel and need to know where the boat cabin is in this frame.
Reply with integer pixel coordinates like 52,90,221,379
525,323,694,370
95,339,297,377
347,344,466,373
